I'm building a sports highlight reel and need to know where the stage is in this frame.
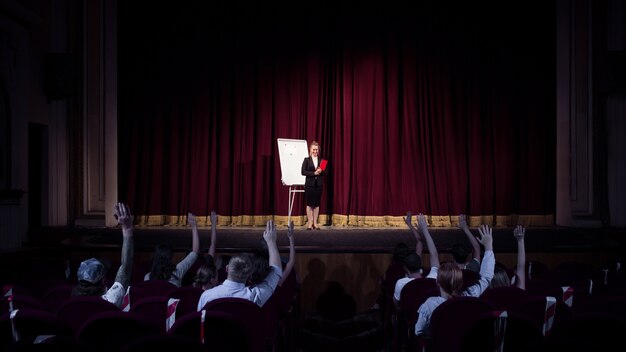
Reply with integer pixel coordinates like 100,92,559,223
32,224,626,255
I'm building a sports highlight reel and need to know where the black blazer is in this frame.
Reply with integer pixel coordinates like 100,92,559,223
301,156,328,187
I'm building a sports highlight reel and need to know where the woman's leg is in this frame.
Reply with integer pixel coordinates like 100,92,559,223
313,206,320,228
306,206,313,229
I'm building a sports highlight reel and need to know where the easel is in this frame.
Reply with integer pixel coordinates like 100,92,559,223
287,185,304,226
277,138,309,227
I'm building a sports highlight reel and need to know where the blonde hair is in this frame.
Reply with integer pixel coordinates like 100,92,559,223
226,254,254,283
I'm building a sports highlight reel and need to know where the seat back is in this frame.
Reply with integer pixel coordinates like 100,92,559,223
130,296,182,333
168,285,203,318
461,310,544,352
77,311,161,351
201,297,272,352
120,333,205,352
129,280,177,305
429,296,495,352
511,295,573,336
28,278,72,300
395,278,439,352
1,294,49,313
40,284,74,313
398,278,439,326
55,295,120,336
525,260,550,281
480,286,528,311
0,308,73,349
168,310,251,351
166,311,203,340
525,279,563,301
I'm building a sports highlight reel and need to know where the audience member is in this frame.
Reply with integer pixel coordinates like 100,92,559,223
414,224,494,338
249,242,271,286
393,212,439,306
193,262,218,290
206,211,230,284
279,221,296,287
452,214,481,272
192,210,220,290
489,225,526,289
71,202,134,308
144,212,201,287
205,210,218,264
196,220,282,309
381,243,412,286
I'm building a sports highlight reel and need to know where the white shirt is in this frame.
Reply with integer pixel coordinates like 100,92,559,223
197,264,282,310
393,269,438,302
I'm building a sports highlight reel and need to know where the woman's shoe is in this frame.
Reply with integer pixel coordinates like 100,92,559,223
314,225,320,230
306,226,312,230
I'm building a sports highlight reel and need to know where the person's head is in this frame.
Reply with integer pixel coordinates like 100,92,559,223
193,262,218,290
436,261,464,298
403,252,423,275
309,141,320,157
150,244,177,281
226,253,254,283
72,258,107,297
248,246,270,286
489,264,512,288
392,242,411,262
451,243,471,265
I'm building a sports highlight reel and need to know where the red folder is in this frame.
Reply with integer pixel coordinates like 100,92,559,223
320,159,328,171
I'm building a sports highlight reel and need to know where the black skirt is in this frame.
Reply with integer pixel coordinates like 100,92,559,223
305,185,322,207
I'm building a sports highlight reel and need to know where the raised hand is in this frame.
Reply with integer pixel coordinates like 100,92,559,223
405,211,413,228
188,213,197,227
459,214,468,230
208,210,218,259
210,210,217,227
288,220,294,239
477,224,493,251
417,213,429,233
263,219,277,244
114,202,132,230
264,220,280,268
513,225,525,240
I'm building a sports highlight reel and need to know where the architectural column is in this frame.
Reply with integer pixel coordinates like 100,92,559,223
556,0,602,227
75,0,117,227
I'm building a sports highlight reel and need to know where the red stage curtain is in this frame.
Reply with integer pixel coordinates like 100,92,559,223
118,2,555,226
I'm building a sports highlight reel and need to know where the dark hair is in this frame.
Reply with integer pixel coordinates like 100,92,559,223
403,252,423,274
71,281,105,297
489,264,512,288
392,243,411,262
451,243,471,264
249,248,270,286
193,263,217,288
149,244,178,281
